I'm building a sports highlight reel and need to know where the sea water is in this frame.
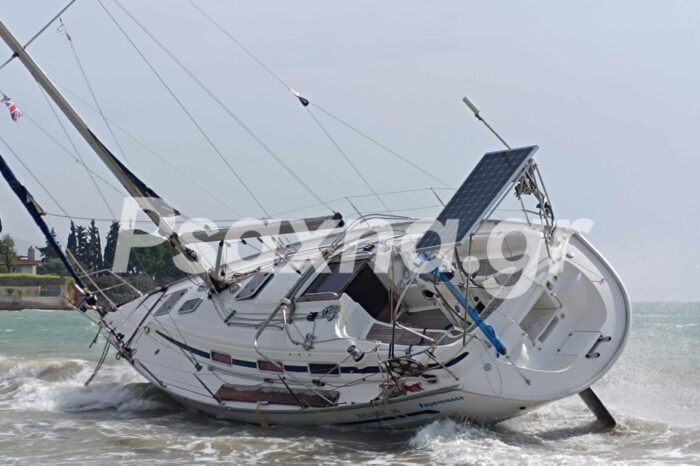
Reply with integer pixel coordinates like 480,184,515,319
0,303,698,465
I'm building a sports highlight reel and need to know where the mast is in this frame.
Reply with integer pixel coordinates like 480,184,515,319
0,18,205,275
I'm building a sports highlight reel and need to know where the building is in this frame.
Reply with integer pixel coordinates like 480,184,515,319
0,246,39,274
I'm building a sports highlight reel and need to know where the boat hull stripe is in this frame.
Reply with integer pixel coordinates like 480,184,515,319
155,330,210,359
155,331,469,374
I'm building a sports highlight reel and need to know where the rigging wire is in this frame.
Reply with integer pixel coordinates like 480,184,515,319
53,80,243,217
0,0,78,71
95,0,265,217
311,103,451,188
58,16,131,168
24,112,127,197
305,107,392,214
185,0,391,214
0,17,125,214
40,186,451,222
186,0,451,189
186,0,288,91
37,88,118,218
0,84,126,197
109,0,332,213
269,186,453,218
0,134,71,218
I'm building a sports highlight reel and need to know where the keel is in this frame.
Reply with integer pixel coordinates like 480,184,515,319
578,387,616,429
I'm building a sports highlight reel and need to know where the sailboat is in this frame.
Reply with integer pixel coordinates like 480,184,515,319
0,8,629,429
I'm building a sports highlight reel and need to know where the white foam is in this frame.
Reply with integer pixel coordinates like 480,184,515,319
1,356,165,413
409,418,617,466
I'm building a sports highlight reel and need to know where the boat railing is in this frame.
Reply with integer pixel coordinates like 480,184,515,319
77,268,144,310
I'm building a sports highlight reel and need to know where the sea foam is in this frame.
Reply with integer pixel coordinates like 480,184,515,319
0,355,170,413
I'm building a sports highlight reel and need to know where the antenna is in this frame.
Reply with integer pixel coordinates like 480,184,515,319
462,96,511,150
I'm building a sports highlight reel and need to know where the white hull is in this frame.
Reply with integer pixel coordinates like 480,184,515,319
100,220,630,428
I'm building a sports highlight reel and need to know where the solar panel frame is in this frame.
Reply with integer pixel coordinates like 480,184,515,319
416,146,538,251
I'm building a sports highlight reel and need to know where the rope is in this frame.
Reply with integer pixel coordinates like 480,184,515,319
111,0,331,213
96,0,265,217
84,338,110,386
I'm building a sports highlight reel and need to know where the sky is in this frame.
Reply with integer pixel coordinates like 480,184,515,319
0,1,698,301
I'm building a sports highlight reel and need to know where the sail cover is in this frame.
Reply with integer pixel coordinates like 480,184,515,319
416,146,537,251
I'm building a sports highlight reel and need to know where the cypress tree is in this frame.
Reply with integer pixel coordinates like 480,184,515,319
38,227,61,261
75,224,89,269
87,220,103,272
66,221,77,259
103,221,120,272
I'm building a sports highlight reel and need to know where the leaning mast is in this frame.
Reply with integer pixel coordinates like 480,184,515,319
0,151,95,308
0,18,205,276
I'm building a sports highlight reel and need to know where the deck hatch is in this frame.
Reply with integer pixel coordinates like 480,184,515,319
178,297,203,315
153,289,189,317
236,271,273,300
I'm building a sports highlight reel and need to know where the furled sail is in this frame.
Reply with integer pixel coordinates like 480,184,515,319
0,150,89,295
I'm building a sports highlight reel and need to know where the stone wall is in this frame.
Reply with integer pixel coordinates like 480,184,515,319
0,285,71,310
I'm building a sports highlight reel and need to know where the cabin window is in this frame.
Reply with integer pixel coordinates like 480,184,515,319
258,360,283,372
304,260,363,294
178,297,203,315
236,272,273,300
211,351,232,365
154,289,189,317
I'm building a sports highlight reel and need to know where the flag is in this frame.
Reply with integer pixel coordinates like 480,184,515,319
1,94,22,122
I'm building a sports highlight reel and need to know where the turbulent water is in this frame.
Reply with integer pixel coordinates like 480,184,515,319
0,304,698,465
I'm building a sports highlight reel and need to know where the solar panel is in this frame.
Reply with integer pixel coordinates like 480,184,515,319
416,146,537,251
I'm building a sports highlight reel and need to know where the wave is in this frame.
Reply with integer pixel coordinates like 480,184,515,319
0,355,175,413
406,381,700,466
408,407,700,466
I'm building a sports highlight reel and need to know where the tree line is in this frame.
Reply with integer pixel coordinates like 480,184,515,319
37,220,182,280
43,221,185,304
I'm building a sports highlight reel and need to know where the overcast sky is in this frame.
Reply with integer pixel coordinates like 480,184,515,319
0,1,698,301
